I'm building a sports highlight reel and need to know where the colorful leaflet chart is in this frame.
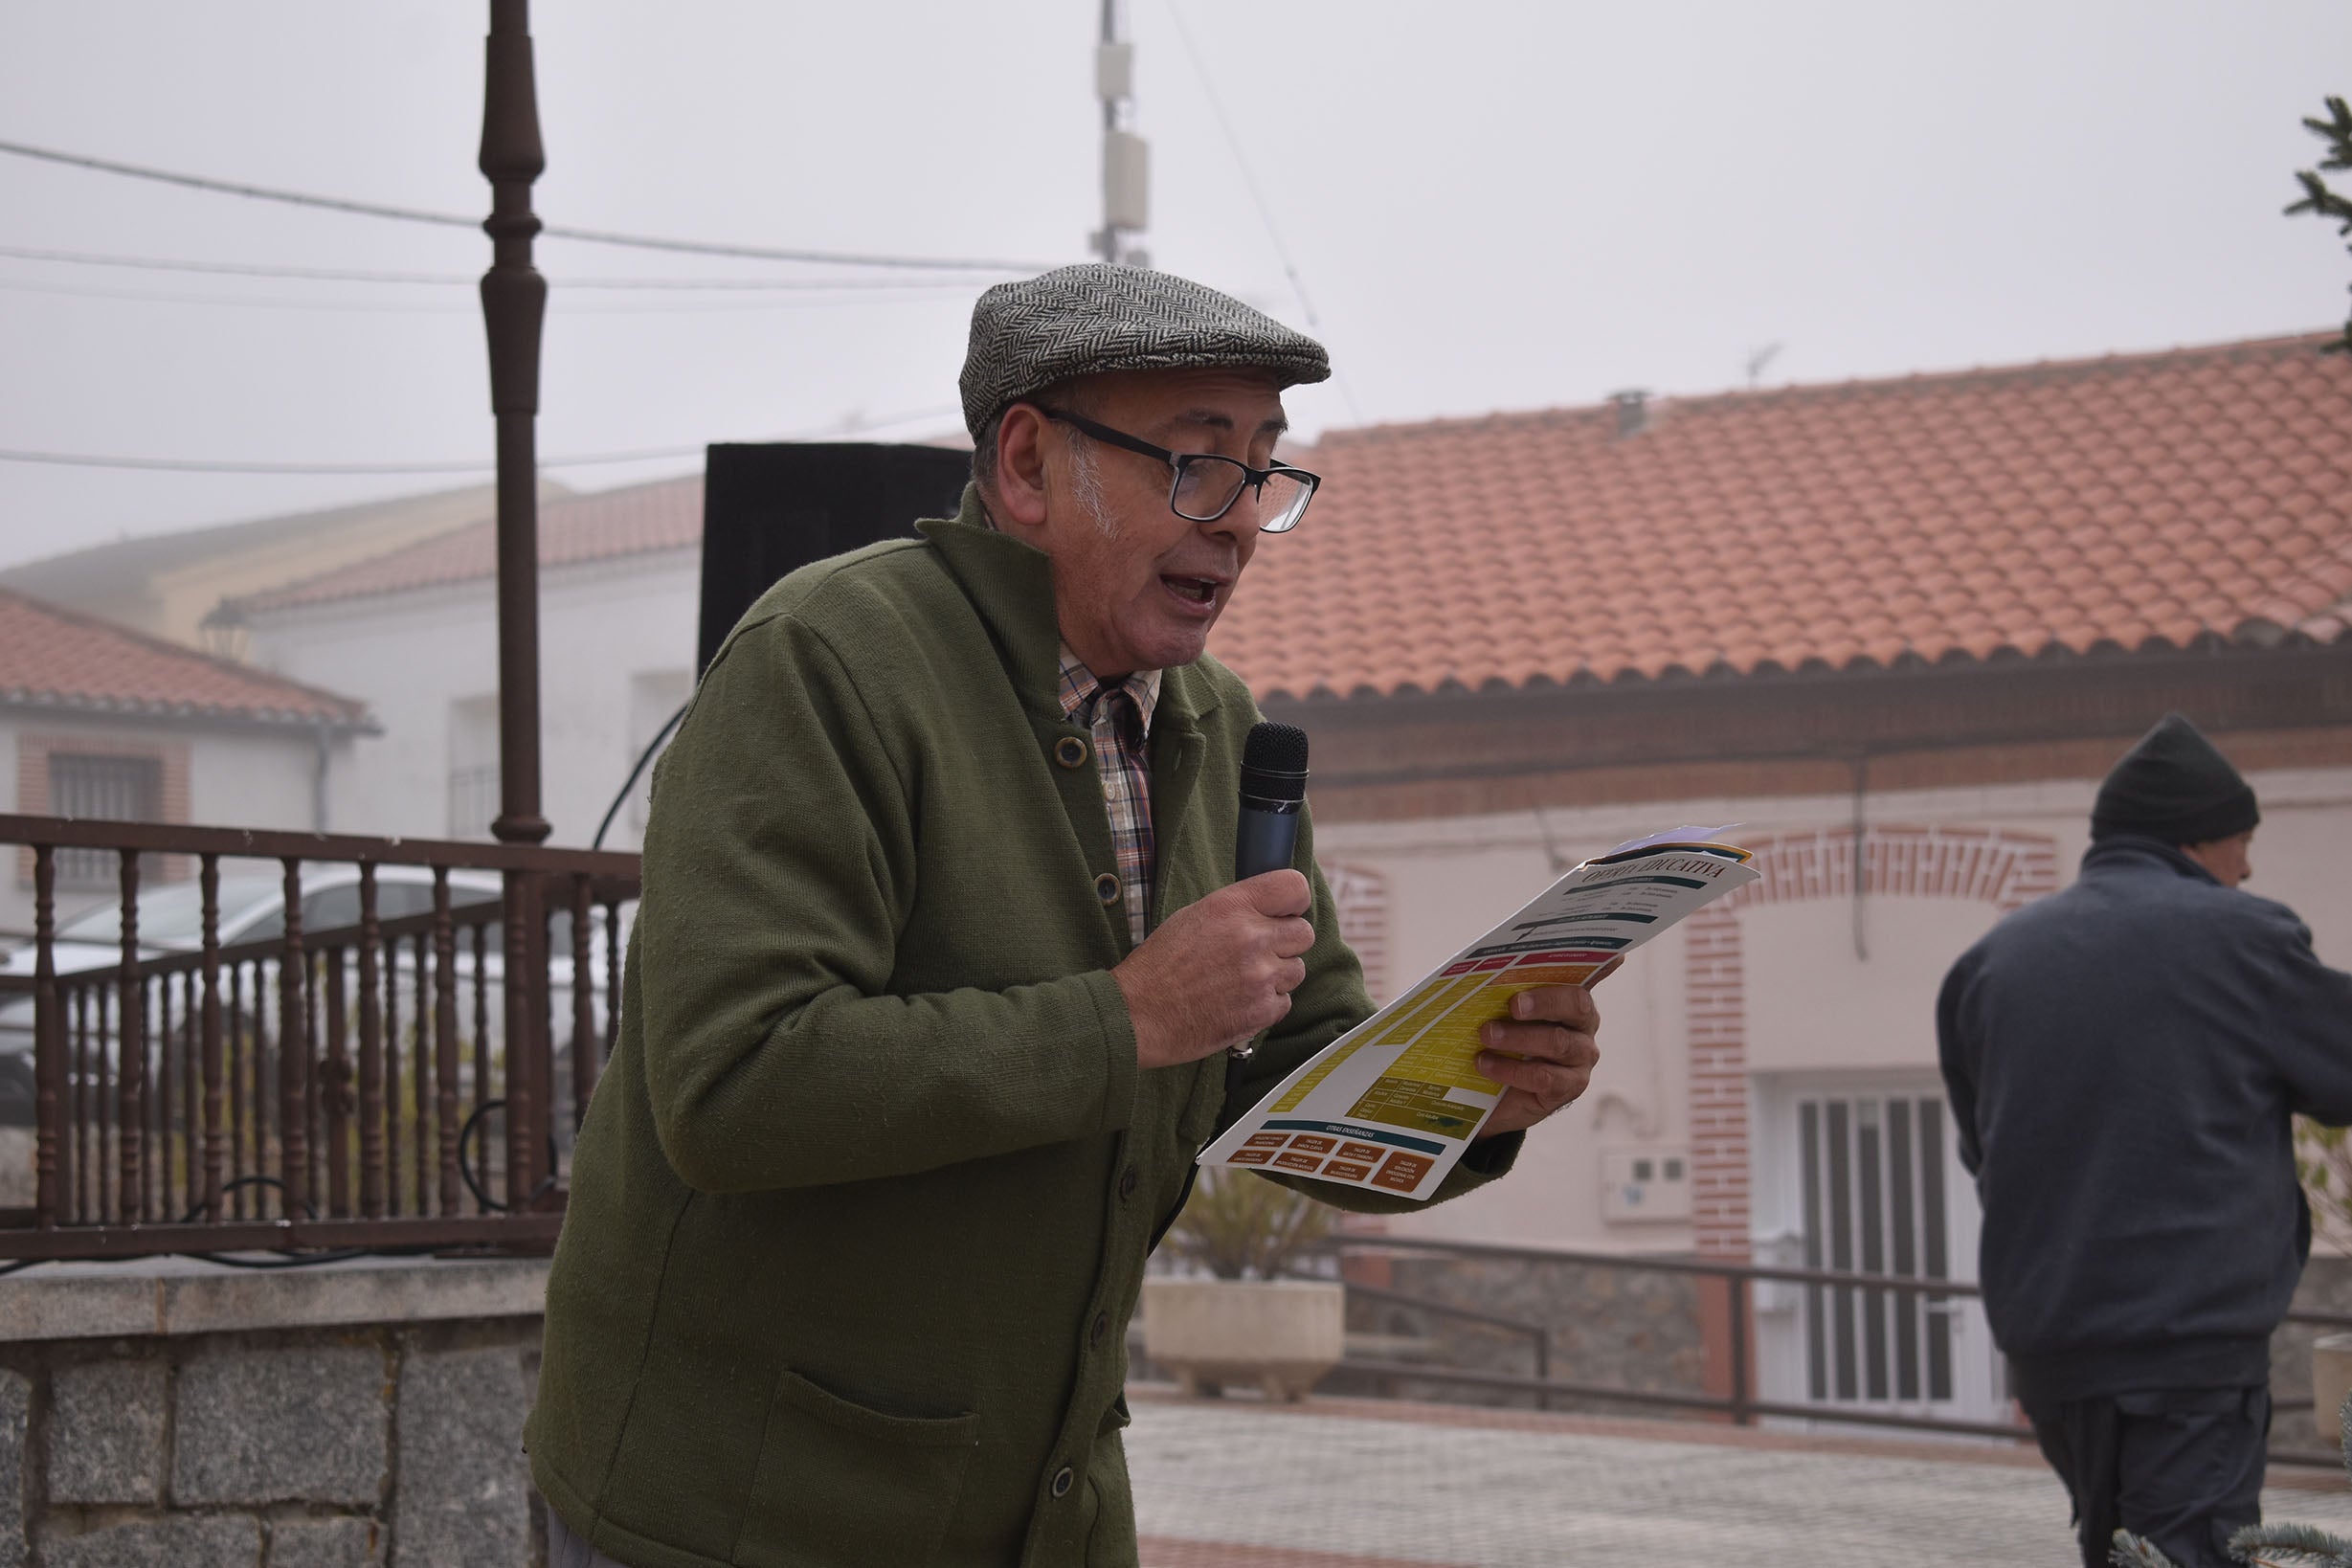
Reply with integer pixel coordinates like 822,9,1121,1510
1200,828,1761,1202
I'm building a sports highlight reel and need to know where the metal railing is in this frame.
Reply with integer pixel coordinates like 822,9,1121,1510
1328,1234,2352,1469
1343,1277,1551,1398
0,814,638,1260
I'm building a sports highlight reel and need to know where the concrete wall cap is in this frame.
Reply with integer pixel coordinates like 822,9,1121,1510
0,1255,548,1344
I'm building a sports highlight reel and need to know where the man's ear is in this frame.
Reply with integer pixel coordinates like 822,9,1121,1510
993,404,1052,530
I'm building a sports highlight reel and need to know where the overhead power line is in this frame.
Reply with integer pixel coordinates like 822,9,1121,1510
1157,0,1365,424
0,406,967,476
0,444,699,475
0,138,1060,275
0,244,1007,290
0,277,978,316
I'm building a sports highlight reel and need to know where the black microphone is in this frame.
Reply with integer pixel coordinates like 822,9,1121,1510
1236,722,1310,880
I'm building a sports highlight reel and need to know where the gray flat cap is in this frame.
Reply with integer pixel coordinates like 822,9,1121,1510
960,263,1329,437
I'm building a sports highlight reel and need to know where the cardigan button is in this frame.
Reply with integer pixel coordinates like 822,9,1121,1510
1094,872,1121,906
1050,1465,1075,1499
1089,1310,1110,1348
1118,1165,1139,1199
1055,735,1090,769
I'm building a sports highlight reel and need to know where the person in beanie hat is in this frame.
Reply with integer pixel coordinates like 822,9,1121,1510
1939,714,2352,1568
527,266,1610,1568
2091,712,2262,876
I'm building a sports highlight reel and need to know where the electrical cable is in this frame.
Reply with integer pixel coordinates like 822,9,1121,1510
0,137,1061,275
0,244,991,290
0,444,703,476
456,1098,559,1215
180,1174,378,1269
592,703,689,851
0,404,966,475
1156,0,1369,425
0,275,979,316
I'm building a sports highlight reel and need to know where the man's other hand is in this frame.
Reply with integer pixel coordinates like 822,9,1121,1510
1475,958,1620,1136
1114,870,1315,1069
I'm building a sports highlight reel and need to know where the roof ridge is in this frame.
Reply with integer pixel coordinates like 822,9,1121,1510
0,477,526,581
223,468,706,619
1318,329,2343,446
213,511,496,623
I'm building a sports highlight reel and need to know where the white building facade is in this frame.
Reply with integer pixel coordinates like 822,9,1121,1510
226,480,705,852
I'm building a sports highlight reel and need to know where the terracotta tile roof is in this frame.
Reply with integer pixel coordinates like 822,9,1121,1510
0,589,371,728
224,472,705,617
1215,333,2352,700
215,336,2352,704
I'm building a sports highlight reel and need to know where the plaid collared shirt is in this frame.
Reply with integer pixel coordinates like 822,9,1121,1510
1057,646,1161,946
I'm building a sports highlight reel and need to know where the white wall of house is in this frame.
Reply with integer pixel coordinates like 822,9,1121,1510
1316,761,2352,1262
1,710,344,936
241,549,701,850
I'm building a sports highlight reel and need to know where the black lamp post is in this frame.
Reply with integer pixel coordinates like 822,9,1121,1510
479,0,548,1207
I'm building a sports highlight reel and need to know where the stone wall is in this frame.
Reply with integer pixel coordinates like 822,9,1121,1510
1330,1253,1705,1416
1337,1250,2352,1431
0,1258,548,1567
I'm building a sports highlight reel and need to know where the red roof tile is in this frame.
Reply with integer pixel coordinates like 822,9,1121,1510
1215,334,2352,699
227,473,704,616
0,590,370,728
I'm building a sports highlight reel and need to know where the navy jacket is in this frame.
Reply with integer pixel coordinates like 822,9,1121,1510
1938,837,2352,1402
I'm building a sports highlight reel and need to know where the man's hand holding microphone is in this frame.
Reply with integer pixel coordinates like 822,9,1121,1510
1109,723,1605,1138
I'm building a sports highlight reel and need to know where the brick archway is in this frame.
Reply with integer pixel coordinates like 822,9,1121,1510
1685,825,2060,1260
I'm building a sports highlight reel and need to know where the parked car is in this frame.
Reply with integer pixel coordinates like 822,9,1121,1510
0,865,611,1127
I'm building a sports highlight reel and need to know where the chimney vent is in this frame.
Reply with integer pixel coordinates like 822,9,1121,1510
1609,389,1649,439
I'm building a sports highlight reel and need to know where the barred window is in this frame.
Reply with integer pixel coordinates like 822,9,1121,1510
50,752,163,887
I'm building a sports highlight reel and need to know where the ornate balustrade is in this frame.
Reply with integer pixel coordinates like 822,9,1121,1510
0,814,638,1260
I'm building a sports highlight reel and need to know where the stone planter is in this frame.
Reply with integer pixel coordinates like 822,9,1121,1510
1140,1277,1345,1402
2314,1332,2352,1445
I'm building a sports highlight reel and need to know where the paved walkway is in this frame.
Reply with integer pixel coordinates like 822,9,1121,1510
1123,1391,2352,1567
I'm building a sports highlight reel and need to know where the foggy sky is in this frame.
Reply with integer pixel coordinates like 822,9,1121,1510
0,1,2344,571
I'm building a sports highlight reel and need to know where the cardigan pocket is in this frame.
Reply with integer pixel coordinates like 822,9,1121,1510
732,1367,981,1568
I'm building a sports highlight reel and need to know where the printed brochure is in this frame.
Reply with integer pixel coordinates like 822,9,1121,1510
1198,828,1760,1202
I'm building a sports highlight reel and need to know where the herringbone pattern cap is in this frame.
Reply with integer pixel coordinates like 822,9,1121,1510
960,264,1329,436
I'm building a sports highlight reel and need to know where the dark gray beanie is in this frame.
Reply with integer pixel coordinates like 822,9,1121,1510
2090,713,2260,845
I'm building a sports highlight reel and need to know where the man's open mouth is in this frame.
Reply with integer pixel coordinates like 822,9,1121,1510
1163,575,1221,604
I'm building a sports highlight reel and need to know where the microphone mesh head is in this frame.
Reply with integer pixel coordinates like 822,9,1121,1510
1242,721,1310,802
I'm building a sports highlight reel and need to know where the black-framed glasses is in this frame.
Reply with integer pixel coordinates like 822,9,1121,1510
1038,407,1320,534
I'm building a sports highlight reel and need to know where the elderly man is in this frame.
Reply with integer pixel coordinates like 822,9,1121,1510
526,266,1606,1568
1938,714,2352,1568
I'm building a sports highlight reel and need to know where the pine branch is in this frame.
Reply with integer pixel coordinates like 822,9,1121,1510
2112,1530,2180,1567
2229,1521,2352,1566
2303,96,2352,171
2284,95,2352,353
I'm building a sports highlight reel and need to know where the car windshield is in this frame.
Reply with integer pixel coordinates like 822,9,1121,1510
54,873,286,950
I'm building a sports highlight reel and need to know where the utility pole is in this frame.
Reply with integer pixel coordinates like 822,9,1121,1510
1095,0,1149,266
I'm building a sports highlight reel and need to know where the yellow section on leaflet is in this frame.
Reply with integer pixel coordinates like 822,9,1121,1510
1346,1076,1490,1137
1273,974,1490,1114
1268,1033,1367,1113
1372,974,1482,1046
1388,1000,1509,1094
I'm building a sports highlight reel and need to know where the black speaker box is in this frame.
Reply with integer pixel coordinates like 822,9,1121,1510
697,442,974,675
